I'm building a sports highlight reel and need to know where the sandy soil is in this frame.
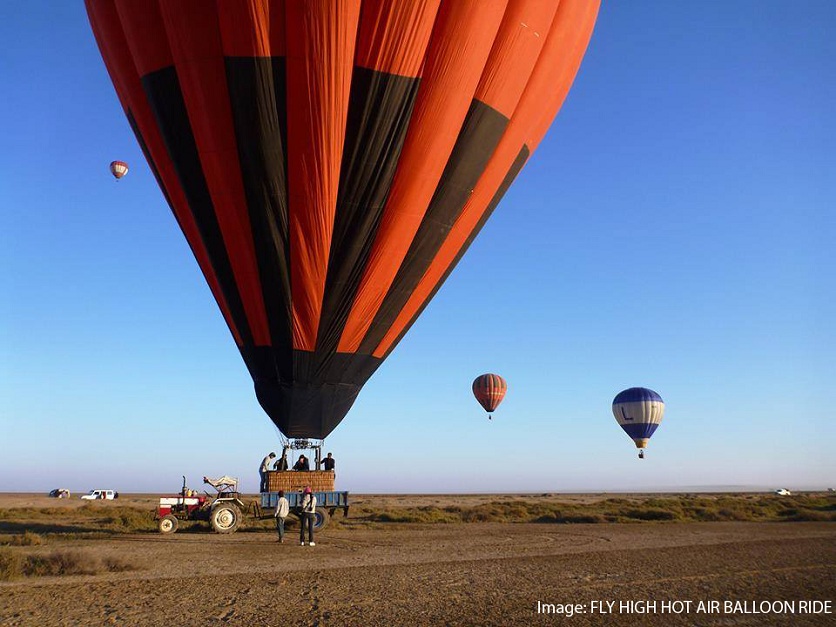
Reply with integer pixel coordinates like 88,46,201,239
1,495,834,626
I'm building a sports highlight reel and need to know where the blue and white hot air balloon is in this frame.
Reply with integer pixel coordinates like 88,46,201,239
612,387,665,459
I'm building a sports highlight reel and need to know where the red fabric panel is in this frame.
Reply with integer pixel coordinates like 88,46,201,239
286,0,361,351
374,0,599,357
87,0,244,346
268,0,288,56
338,0,509,353
86,1,130,110
216,0,270,57
112,0,172,75
526,0,600,151
354,0,440,77
474,0,560,118
157,2,272,346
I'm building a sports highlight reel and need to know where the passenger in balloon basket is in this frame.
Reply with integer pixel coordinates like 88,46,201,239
259,452,276,492
322,452,335,471
293,455,310,471
274,490,289,543
300,487,316,546
273,451,289,471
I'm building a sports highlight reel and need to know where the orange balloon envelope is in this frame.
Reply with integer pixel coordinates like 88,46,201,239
472,374,508,415
86,0,598,438
109,160,128,180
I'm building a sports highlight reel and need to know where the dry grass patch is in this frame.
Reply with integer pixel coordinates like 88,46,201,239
0,548,142,581
0,531,45,546
353,495,836,525
0,495,832,539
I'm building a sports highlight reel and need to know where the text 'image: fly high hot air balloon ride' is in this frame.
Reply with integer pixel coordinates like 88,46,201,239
472,374,507,420
85,0,599,443
612,387,665,459
109,160,128,180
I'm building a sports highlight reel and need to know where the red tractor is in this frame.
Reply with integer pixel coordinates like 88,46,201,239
156,476,245,534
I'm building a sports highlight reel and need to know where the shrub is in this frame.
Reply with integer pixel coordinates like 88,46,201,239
0,531,45,547
24,550,101,577
0,549,142,579
0,548,24,581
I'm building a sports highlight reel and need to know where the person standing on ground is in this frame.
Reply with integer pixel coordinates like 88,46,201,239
322,452,335,471
299,486,317,546
274,490,289,543
259,452,276,492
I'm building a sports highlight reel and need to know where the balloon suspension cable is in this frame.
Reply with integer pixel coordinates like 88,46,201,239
274,426,289,448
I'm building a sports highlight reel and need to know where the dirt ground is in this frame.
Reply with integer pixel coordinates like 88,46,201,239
1,495,834,626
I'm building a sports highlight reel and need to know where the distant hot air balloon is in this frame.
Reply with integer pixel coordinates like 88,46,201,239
110,160,129,180
612,387,665,459
86,0,599,440
473,374,507,419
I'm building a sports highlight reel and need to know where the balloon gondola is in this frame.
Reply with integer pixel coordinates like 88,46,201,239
86,0,599,439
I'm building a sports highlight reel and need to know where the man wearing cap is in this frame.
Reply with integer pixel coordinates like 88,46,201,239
299,486,317,546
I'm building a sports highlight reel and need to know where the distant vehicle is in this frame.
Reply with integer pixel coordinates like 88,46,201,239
81,489,119,500
48,488,70,498
774,489,792,496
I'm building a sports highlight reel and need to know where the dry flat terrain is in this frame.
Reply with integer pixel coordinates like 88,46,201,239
1,494,834,626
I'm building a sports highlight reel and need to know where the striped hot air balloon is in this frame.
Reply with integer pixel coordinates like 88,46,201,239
86,0,599,439
472,373,507,419
612,387,665,458
110,160,129,180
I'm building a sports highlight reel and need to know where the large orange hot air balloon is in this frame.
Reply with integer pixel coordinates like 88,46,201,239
86,0,599,439
472,374,508,419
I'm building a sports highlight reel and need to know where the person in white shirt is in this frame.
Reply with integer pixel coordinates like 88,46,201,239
259,452,276,492
273,490,289,543
299,486,317,546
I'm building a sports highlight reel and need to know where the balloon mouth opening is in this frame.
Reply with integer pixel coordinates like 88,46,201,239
633,439,649,449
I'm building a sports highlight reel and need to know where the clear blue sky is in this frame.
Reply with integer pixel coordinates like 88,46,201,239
2,2,834,494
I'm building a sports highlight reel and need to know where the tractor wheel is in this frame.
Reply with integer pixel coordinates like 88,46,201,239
211,503,242,534
159,514,178,534
312,508,330,531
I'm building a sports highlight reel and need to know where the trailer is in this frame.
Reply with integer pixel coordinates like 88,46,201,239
260,439,349,530
260,489,348,530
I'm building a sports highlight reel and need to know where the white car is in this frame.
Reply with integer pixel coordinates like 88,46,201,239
774,488,792,496
81,489,119,500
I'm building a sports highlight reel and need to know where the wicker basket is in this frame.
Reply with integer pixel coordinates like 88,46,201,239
266,470,335,493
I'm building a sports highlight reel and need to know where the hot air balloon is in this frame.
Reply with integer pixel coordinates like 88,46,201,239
612,387,665,459
86,0,599,440
110,160,129,180
472,374,507,419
